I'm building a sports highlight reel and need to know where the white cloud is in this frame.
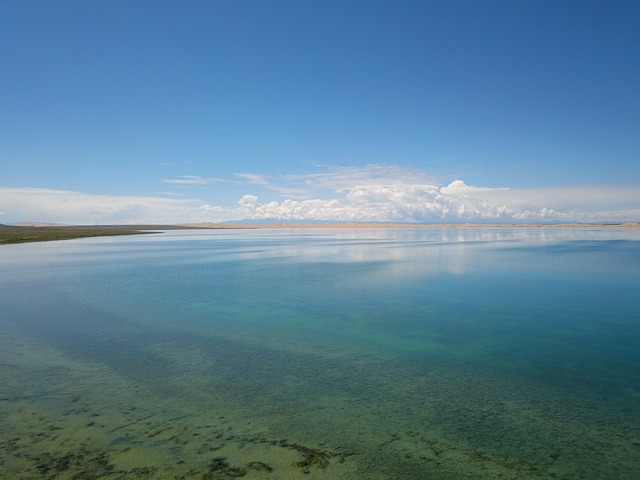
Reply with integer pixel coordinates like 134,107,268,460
233,173,640,223
2,165,639,224
0,188,230,225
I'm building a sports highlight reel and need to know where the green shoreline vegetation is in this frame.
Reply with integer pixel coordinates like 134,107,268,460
0,224,154,244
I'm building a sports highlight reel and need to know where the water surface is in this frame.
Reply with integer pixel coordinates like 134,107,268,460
1,227,639,479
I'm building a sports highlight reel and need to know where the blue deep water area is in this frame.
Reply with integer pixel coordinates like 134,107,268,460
1,227,639,479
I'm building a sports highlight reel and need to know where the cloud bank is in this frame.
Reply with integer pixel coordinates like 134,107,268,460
0,188,226,225
231,165,640,223
237,179,640,223
2,165,639,224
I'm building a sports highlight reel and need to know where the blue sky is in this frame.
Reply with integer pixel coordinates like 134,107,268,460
1,0,639,224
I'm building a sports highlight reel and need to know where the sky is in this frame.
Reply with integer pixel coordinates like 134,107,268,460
1,0,639,224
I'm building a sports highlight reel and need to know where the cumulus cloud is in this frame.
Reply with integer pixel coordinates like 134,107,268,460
238,194,346,221
233,175,640,223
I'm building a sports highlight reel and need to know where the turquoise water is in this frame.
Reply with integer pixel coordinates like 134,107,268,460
1,227,639,479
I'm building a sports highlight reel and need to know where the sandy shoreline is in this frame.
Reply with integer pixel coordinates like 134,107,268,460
179,222,640,229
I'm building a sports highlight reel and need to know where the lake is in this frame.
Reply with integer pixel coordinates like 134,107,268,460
1,227,639,479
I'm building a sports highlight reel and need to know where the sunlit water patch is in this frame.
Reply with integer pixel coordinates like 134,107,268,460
1,227,639,479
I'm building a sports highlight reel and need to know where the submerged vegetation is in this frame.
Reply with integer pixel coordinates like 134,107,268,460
0,224,153,244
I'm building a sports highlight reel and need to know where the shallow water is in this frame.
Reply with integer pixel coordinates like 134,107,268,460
1,227,639,479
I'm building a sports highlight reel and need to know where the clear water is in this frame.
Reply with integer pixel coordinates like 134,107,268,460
1,227,639,479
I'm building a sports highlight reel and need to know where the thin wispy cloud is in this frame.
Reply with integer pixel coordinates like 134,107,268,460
157,191,187,196
282,164,440,193
161,176,226,186
234,173,271,186
235,173,311,198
